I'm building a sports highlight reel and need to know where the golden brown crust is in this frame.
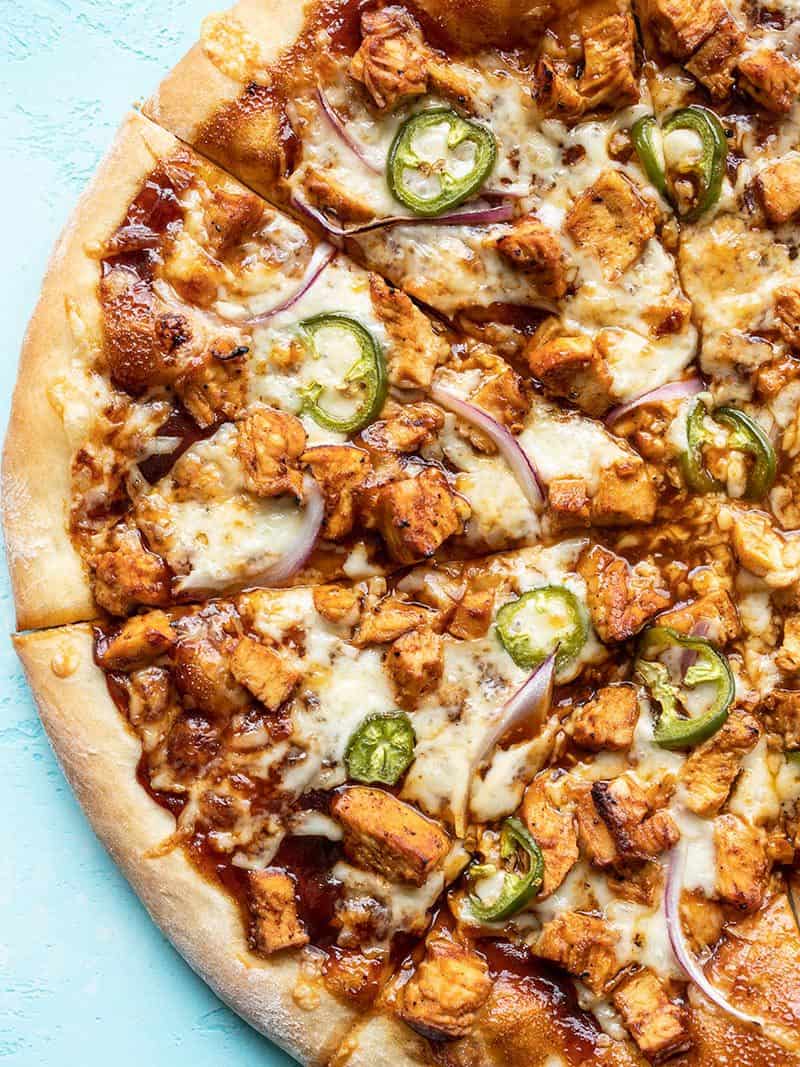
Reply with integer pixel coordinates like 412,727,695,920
13,624,362,1066
1,112,181,630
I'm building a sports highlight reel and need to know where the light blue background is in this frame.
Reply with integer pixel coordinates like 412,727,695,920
0,3,293,1063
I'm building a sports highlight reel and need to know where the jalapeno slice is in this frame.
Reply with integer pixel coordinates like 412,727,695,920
787,750,800,767
632,105,727,220
466,817,544,922
387,107,497,217
682,398,776,500
635,626,735,750
299,313,387,435
345,711,416,785
495,586,588,676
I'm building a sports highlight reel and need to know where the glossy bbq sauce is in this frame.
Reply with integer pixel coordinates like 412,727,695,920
482,940,602,1065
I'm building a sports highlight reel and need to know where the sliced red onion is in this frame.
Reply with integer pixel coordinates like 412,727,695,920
431,382,545,511
316,84,382,174
215,242,337,327
245,474,326,588
291,194,515,239
470,653,557,778
606,377,705,428
665,844,765,1030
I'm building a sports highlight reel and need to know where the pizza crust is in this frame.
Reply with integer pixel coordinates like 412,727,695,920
13,623,363,1066
1,111,184,631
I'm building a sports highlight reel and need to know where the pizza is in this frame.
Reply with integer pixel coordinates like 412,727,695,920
6,0,800,1063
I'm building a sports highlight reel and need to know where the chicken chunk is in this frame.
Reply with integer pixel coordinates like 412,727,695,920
680,888,725,951
171,634,250,718
774,278,800,346
349,6,429,110
229,637,301,711
533,912,620,994
685,15,744,100
301,445,371,541
364,403,444,453
578,545,671,643
638,0,725,58
565,169,656,281
657,588,740,645
236,406,306,500
757,154,800,225
495,216,568,298
763,687,800,748
572,780,621,867
202,184,264,258
313,584,360,626
579,12,639,110
354,594,435,646
595,461,659,527
364,468,470,565
569,684,640,752
369,274,449,389
331,787,450,886
721,505,800,588
469,361,533,438
386,628,444,708
96,610,175,672
166,713,221,776
547,477,592,527
526,334,614,417
777,614,800,672
93,525,172,616
302,167,377,225
175,347,248,428
593,776,680,860
680,710,761,816
739,48,800,115
246,869,309,956
396,931,492,1040
448,583,499,641
521,773,579,897
533,57,587,122
612,968,690,1059
714,813,769,913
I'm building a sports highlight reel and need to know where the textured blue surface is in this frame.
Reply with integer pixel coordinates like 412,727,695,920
0,3,293,1063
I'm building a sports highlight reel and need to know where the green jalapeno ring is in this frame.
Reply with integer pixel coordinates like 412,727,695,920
713,406,777,500
466,817,544,923
387,107,497,217
345,711,416,785
787,750,800,767
299,313,387,435
662,106,727,222
635,625,735,750
495,585,588,676
682,398,777,500
631,106,727,221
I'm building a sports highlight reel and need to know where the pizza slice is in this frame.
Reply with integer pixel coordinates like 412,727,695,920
145,0,699,398
3,107,658,633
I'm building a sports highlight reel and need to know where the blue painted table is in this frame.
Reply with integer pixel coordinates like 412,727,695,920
0,3,293,1063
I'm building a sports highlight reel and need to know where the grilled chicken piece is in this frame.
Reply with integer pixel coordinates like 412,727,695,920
714,813,769,914
93,525,172,616
229,637,301,711
521,772,579,897
96,610,175,671
332,787,450,886
496,216,568,298
680,710,761,816
657,588,740,644
533,911,620,994
526,335,614,417
354,592,436,646
568,684,640,752
593,776,680,861
369,274,449,389
301,444,371,541
722,505,800,588
365,403,444,454
363,468,471,565
246,869,308,955
612,968,690,1059
578,545,671,642
685,15,744,100
236,406,306,500
758,155,800,226
579,12,639,110
396,931,492,1040
565,170,655,281
386,628,445,709
738,47,800,115
349,6,429,110
637,0,725,58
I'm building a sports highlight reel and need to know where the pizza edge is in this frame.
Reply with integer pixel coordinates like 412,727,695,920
1,112,185,631
13,623,383,1067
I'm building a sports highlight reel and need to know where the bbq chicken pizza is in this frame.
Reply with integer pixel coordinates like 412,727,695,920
7,1,800,1064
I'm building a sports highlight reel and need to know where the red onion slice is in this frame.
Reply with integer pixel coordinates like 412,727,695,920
471,652,557,778
665,844,764,1030
316,84,382,174
606,376,705,428
246,474,326,587
216,242,337,327
291,194,515,239
431,383,545,511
